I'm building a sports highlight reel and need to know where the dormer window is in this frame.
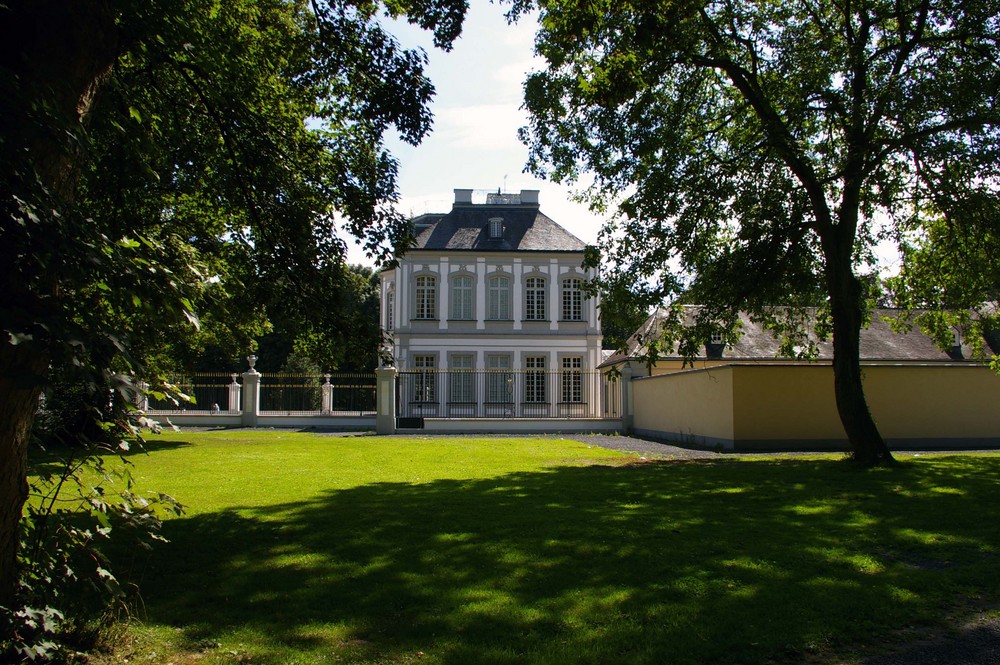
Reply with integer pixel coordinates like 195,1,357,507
488,217,503,239
710,332,724,345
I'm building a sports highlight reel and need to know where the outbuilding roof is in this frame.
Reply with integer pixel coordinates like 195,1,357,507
602,306,991,367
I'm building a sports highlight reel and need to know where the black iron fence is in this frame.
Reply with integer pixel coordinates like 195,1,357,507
259,373,376,416
144,372,376,417
145,373,239,414
397,369,620,419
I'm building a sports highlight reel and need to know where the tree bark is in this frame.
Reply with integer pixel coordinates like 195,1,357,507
824,244,896,466
0,346,50,611
0,0,118,613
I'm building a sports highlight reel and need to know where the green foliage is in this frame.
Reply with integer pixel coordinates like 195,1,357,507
511,0,1000,458
67,1,457,376
66,430,1000,664
1,0,469,647
3,428,183,662
885,211,1000,364
516,0,1000,308
3,0,469,382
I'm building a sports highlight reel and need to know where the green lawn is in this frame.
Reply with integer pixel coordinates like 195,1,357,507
70,430,1000,664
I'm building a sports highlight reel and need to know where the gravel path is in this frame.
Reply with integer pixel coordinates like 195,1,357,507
563,433,721,460
858,614,1000,665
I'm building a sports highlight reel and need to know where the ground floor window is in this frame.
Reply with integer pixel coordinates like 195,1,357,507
449,354,474,403
561,356,582,403
486,353,513,403
413,354,436,402
525,356,547,402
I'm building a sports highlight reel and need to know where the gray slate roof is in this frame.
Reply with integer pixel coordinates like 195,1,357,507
602,306,989,367
410,203,586,253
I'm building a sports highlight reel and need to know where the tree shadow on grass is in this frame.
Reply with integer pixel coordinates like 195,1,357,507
120,457,1000,664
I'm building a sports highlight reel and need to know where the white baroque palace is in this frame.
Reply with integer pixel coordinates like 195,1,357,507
380,188,602,385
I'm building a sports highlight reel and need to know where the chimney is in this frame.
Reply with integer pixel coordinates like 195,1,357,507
520,189,539,205
454,188,473,204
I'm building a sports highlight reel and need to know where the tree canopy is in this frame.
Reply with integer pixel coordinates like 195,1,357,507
513,0,1000,464
1,0,467,622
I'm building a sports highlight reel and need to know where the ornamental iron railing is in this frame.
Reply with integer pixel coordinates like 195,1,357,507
397,369,619,419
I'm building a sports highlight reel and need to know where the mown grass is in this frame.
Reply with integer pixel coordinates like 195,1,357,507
55,430,1000,664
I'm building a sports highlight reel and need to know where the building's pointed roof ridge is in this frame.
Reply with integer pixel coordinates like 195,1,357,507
407,190,586,252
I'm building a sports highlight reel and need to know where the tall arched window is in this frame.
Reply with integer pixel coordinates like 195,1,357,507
488,275,511,320
561,277,583,321
525,276,546,320
414,275,437,320
450,275,473,320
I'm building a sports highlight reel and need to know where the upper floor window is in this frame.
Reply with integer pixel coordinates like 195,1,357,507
451,275,473,320
415,275,436,320
385,288,395,331
525,276,547,321
561,277,583,321
488,275,511,320
488,217,503,239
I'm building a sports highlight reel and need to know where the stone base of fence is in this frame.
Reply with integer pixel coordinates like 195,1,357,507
396,418,622,435
146,413,376,430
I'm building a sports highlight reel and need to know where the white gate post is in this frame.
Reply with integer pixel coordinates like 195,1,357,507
321,373,333,415
376,366,397,434
241,355,261,427
228,374,241,414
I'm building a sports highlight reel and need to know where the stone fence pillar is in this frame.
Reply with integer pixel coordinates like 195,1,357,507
376,366,397,435
228,374,241,414
241,355,261,427
321,374,333,415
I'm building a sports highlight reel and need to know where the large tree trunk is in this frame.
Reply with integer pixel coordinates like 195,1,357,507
0,0,118,613
0,346,50,611
825,249,895,466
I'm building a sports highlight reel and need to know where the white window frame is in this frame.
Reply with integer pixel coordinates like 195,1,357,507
489,217,503,239
413,354,437,402
560,356,583,403
414,275,437,320
449,353,475,403
524,355,547,403
385,288,395,331
525,276,547,321
561,277,583,321
488,274,512,320
486,353,513,403
450,274,474,320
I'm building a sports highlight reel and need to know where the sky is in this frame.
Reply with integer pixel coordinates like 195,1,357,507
343,3,608,266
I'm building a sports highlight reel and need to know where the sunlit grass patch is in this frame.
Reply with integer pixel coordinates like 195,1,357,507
46,430,1000,665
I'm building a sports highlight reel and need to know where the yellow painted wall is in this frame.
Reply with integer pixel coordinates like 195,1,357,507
863,365,1000,439
631,362,1000,447
632,367,734,444
731,365,842,440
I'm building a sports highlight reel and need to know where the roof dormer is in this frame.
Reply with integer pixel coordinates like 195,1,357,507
488,217,504,239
